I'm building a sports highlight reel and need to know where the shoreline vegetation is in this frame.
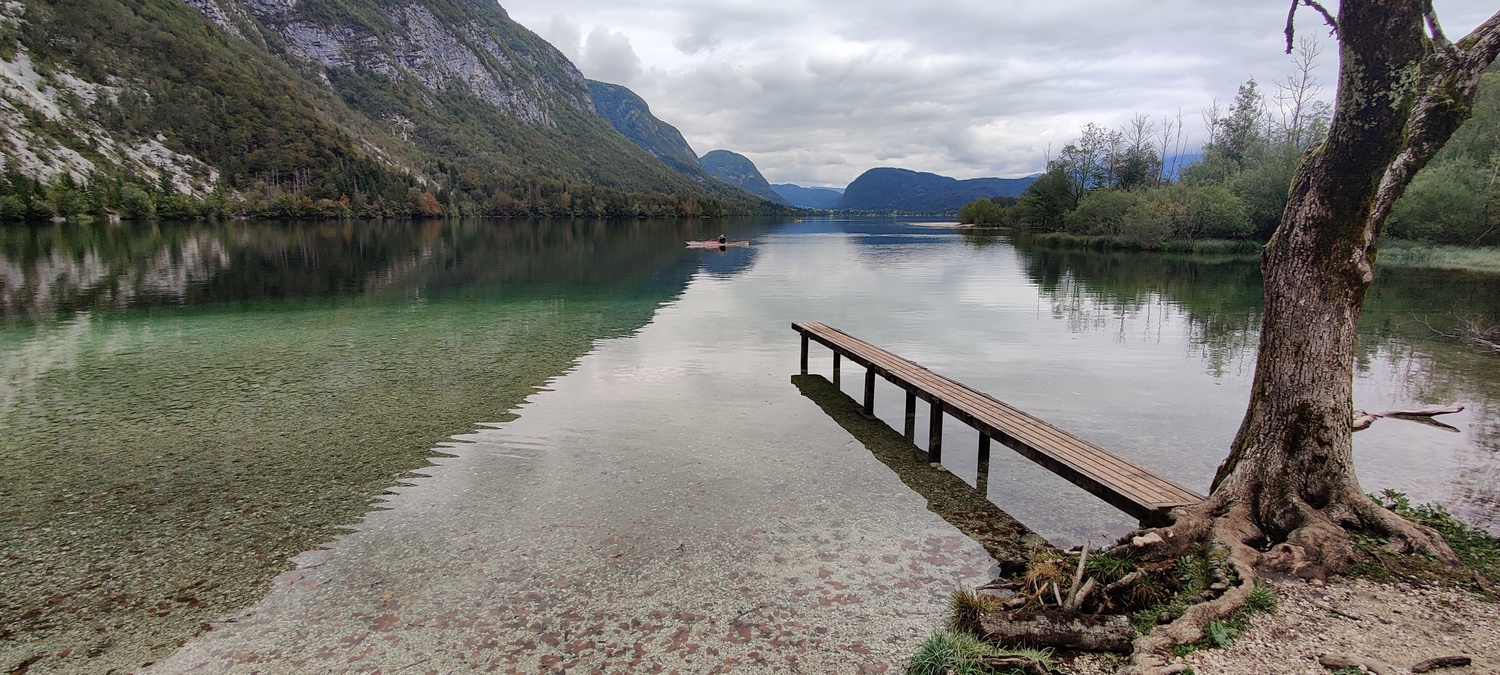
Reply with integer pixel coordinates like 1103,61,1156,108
0,171,782,222
987,229,1500,276
958,54,1499,268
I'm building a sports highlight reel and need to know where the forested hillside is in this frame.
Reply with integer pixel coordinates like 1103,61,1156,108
837,168,1035,213
0,0,768,220
963,43,1499,248
699,149,792,206
588,80,714,183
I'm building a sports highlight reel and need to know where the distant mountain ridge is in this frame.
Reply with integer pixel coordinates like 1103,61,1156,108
699,150,793,206
771,184,844,209
836,168,1038,213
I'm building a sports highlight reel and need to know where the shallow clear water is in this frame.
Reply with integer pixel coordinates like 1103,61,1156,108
5,217,1500,671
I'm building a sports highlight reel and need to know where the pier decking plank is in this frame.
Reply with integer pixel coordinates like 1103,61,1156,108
793,321,1203,524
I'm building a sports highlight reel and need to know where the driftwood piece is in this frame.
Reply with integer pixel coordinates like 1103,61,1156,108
1353,405,1464,432
976,654,1057,675
980,610,1134,653
1065,541,1090,605
1411,655,1472,673
1318,652,1399,675
1064,577,1097,612
1102,569,1144,596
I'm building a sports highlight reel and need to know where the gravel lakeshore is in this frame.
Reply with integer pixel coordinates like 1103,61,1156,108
1068,576,1499,675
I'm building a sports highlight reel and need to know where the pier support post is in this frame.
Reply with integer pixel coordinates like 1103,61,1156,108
800,333,808,374
928,399,943,462
863,367,876,416
904,391,916,439
976,434,990,493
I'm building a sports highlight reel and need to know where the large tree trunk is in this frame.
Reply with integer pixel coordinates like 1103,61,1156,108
1206,0,1444,575
1199,1,1500,577
1119,4,1500,672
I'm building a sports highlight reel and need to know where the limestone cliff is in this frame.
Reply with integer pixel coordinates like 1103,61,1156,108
0,0,765,218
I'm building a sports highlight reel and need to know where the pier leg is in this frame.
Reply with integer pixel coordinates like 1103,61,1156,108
903,391,916,439
863,367,876,416
976,434,990,493
928,400,943,462
800,334,808,374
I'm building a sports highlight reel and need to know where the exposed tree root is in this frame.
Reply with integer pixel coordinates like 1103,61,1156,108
1111,489,1459,675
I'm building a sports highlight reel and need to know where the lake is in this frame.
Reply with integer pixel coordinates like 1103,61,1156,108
2,217,1497,673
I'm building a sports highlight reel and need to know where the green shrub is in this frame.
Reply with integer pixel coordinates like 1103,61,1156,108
0,195,25,221
959,198,1006,225
1065,189,1140,236
118,184,155,220
1119,200,1177,249
1388,158,1493,245
1187,185,1252,239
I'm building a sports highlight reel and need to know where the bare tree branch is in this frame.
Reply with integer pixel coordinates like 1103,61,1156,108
1284,0,1300,53
1285,0,1340,53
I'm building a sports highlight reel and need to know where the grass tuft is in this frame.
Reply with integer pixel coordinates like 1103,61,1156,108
905,629,1053,675
949,587,1002,635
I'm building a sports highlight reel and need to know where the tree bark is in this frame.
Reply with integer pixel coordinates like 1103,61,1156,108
1195,1,1500,577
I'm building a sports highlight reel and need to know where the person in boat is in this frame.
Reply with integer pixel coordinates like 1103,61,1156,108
717,234,726,244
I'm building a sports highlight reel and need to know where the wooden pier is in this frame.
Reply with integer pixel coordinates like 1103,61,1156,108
793,321,1203,525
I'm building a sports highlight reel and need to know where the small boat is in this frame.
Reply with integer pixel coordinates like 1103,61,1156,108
686,240,750,248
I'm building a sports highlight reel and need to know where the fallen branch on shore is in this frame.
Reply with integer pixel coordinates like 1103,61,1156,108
1352,405,1464,432
979,610,1135,653
1319,652,1398,674
975,653,1061,675
1412,655,1474,672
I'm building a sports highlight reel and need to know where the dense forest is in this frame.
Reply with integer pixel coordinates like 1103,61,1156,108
961,42,1500,248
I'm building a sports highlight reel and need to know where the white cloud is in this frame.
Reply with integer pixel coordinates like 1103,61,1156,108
542,15,581,62
499,0,1498,187
578,26,643,85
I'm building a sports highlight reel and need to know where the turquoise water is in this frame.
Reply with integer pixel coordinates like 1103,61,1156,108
6,217,1500,672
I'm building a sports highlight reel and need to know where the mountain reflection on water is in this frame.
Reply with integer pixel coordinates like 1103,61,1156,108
0,218,767,320
3,217,1498,541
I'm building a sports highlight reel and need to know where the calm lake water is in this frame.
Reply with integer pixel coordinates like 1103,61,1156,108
4,217,1499,671
5,218,1499,539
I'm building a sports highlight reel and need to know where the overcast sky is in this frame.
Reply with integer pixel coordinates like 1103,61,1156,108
498,1,1496,188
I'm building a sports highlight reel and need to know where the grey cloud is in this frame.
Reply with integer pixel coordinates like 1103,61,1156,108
500,0,1494,186
673,21,721,54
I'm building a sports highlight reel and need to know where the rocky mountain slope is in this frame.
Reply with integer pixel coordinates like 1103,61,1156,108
0,0,766,219
699,149,792,207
